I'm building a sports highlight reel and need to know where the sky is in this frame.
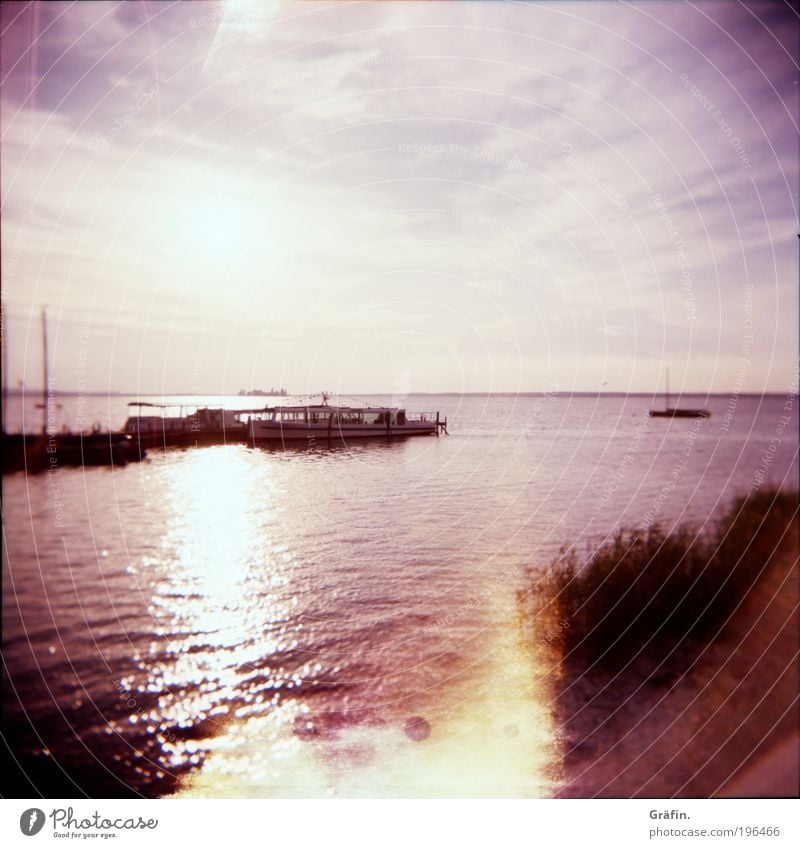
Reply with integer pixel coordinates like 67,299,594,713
1,0,797,395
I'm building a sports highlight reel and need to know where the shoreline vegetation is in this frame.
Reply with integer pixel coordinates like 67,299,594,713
523,487,799,797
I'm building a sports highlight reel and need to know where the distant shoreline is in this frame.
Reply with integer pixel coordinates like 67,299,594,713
3,390,791,399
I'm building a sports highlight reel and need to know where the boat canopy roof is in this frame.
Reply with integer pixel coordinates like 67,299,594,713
127,400,267,414
126,398,405,414
268,404,400,413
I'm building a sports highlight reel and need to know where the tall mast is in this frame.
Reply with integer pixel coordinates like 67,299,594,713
41,306,48,435
1,303,7,435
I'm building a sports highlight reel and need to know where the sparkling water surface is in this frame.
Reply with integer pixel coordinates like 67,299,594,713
3,392,796,796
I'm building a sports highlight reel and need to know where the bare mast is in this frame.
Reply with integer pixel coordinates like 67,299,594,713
41,307,48,435
1,303,7,435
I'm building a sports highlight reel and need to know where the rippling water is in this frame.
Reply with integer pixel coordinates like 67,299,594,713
3,393,797,797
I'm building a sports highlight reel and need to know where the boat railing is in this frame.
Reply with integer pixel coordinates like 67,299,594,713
406,411,438,422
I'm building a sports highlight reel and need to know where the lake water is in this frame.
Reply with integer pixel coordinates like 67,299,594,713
2,392,797,797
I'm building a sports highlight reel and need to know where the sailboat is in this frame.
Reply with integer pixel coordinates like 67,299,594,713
649,368,710,419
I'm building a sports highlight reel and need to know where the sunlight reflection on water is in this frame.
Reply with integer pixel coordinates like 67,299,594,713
109,447,559,797
130,449,304,774
3,395,794,797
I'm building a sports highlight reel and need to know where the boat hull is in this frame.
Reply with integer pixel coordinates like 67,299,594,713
2,432,142,473
649,408,710,418
248,421,438,441
126,427,248,450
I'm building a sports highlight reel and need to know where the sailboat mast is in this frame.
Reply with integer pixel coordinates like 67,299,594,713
1,303,7,435
41,307,48,435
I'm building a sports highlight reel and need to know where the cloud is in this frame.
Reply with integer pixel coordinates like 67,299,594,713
1,0,796,393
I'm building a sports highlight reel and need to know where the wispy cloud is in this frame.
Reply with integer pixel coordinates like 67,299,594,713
1,0,796,393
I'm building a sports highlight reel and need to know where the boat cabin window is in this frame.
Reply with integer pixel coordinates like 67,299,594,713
277,410,306,422
397,411,406,425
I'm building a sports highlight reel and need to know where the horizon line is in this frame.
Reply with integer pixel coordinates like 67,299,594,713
2,389,794,399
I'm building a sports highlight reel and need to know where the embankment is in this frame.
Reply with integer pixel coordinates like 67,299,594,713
524,489,799,797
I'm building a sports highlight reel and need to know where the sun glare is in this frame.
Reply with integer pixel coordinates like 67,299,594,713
182,198,255,260
220,0,279,33
203,0,280,73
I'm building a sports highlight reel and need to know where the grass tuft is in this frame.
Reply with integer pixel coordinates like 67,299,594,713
527,488,799,674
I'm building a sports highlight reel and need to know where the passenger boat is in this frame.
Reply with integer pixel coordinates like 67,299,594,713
246,394,447,442
123,402,247,449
